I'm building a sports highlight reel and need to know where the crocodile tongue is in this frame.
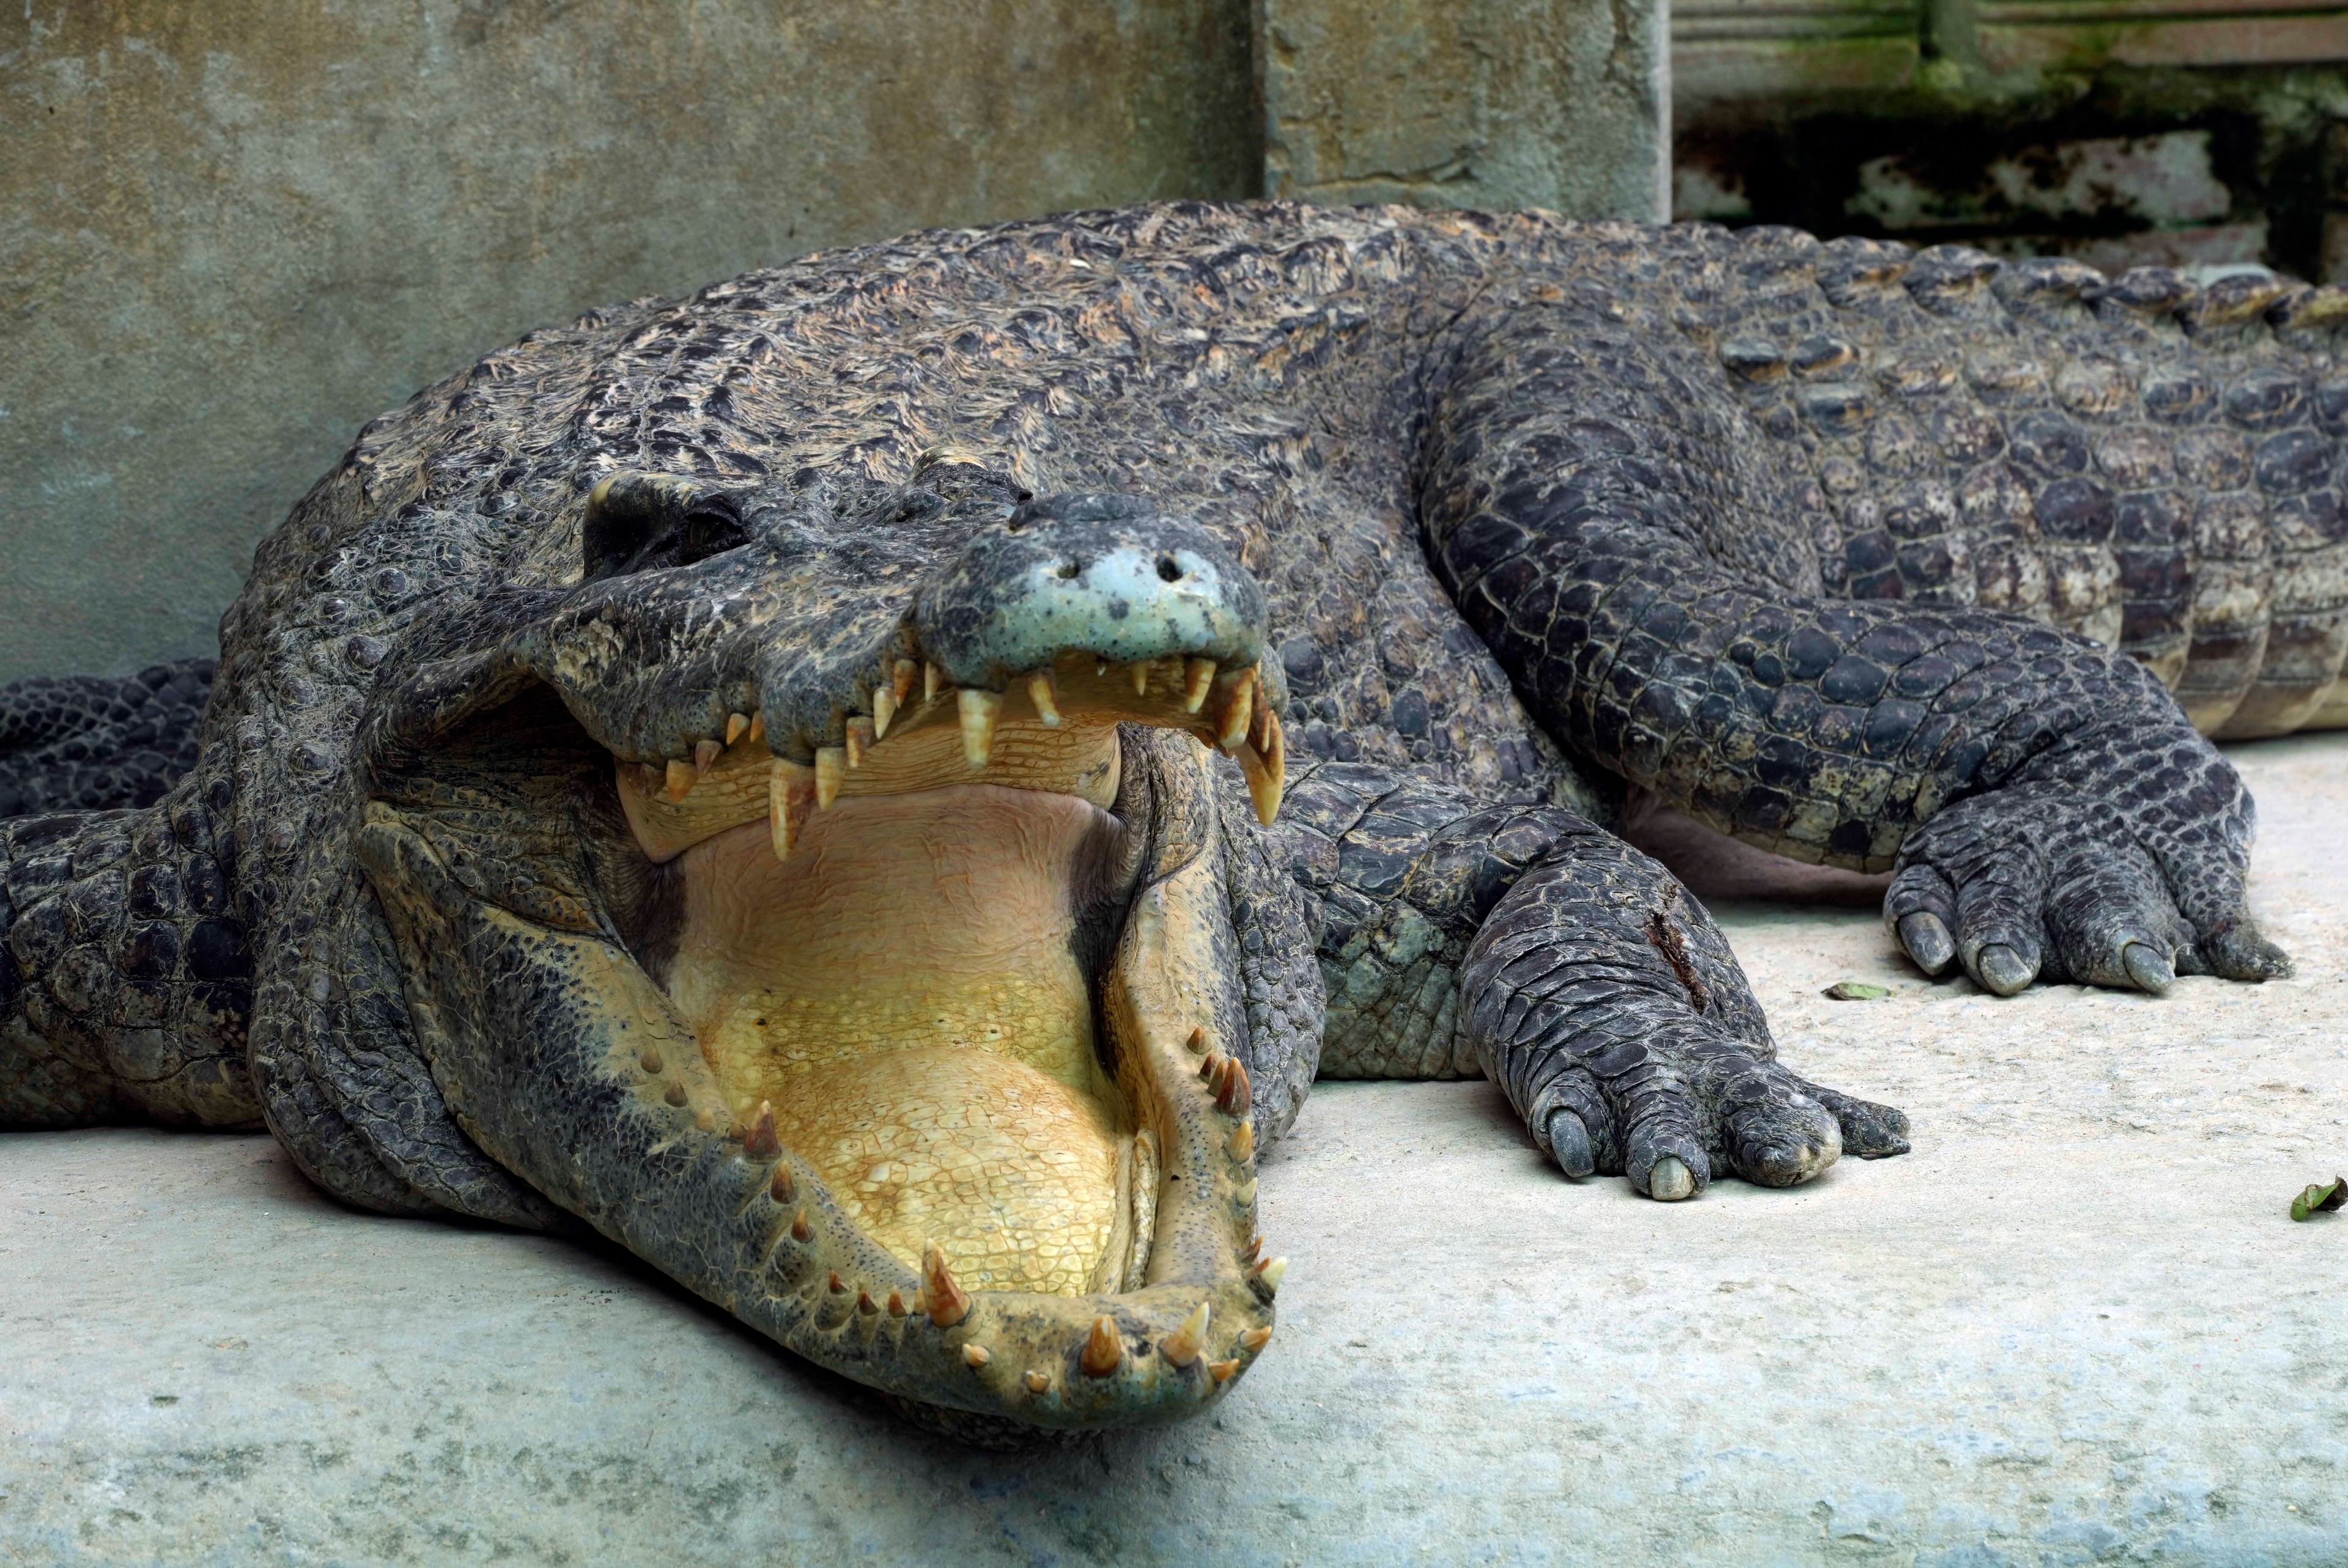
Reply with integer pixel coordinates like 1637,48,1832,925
666,786,1151,1297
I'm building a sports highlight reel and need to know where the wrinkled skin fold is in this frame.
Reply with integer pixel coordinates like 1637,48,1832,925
2,201,2324,1435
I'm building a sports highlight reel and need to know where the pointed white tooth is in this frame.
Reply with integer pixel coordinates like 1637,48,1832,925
1130,660,1151,697
872,685,898,740
694,737,724,776
958,689,1000,767
1160,1301,1209,1369
845,717,875,768
814,746,846,808
1235,709,1285,825
1183,658,1216,713
1216,670,1256,753
1255,1256,1287,1295
665,759,694,802
725,712,751,746
893,658,918,705
767,760,802,860
925,661,948,702
1027,672,1061,727
747,710,765,745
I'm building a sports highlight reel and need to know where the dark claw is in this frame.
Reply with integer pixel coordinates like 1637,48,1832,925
1974,942,2036,996
1645,1155,1697,1201
2121,941,2176,995
1545,1106,1595,1178
2204,925,2295,982
1897,911,1955,974
1798,1080,1913,1158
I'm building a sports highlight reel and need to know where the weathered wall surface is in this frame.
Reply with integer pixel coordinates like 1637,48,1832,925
0,1,1256,682
1672,0,2348,280
1258,0,1669,219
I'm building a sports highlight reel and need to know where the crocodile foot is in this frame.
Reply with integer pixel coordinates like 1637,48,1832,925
1885,781,2292,996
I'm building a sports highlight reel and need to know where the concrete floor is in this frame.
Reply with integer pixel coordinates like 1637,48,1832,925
2,735,2344,1567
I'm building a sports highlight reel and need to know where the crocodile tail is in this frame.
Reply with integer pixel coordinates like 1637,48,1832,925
1651,226,2348,738
0,781,260,1128
0,657,216,815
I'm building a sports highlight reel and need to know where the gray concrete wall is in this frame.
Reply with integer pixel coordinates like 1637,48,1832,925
1257,0,1671,219
0,1,1257,683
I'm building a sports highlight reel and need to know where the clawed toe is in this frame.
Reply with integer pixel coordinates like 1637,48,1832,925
1545,1107,1597,1179
1896,911,1954,974
1970,941,2037,996
1645,1156,1699,1201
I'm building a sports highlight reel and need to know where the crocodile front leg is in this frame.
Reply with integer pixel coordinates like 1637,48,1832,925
1423,293,2291,998
1276,757,1908,1196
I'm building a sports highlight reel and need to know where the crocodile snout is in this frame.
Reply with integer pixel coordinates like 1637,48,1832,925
914,493,1267,689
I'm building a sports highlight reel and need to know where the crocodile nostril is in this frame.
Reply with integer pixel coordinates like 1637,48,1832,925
1156,556,1183,583
1054,560,1080,580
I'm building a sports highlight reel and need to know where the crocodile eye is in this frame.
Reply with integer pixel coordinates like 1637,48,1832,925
679,502,751,565
581,474,751,581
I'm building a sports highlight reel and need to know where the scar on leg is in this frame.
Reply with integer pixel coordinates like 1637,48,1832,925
1643,901,1709,1012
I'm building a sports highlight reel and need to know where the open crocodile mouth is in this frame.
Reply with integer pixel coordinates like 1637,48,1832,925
356,639,1290,1431
616,653,1285,1302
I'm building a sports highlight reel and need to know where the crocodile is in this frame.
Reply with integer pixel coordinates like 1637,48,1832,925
1,201,2326,1438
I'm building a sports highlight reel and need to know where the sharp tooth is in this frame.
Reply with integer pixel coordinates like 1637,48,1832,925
1130,660,1151,697
663,1081,687,1108
770,1165,796,1204
1254,1257,1288,1295
923,1241,971,1327
1235,721,1285,826
791,1209,813,1242
693,1106,715,1132
857,1290,879,1316
872,685,898,740
1241,1325,1272,1352
1183,657,1217,713
1023,1369,1050,1394
1216,1058,1252,1117
1246,1235,1263,1263
893,658,918,705
665,759,694,802
1186,1025,1209,1055
639,1048,663,1073
828,1272,847,1294
1216,670,1256,752
695,737,724,775
1095,658,1109,678
747,710,765,744
957,689,1000,767
1027,671,1061,726
962,1343,992,1369
1080,1314,1124,1377
1234,1178,1258,1207
886,1290,907,1317
925,661,948,702
725,712,751,746
844,717,876,768
814,746,846,808
768,760,805,860
1198,1050,1225,1083
1160,1301,1209,1368
744,1100,779,1160
1208,1358,1240,1385
1230,1121,1255,1161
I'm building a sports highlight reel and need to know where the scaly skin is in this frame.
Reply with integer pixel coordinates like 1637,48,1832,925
1,201,2330,1434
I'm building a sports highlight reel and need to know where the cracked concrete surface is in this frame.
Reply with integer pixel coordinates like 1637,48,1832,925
2,733,2343,1566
